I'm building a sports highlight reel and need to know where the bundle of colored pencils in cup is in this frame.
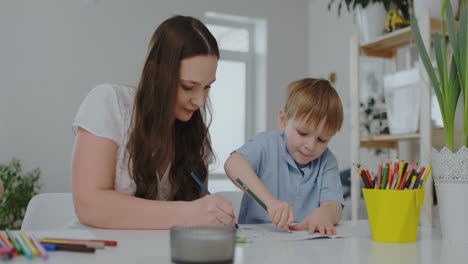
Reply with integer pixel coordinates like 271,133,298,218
353,160,432,190
0,229,117,260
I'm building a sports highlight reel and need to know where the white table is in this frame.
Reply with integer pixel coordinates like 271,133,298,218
8,220,468,264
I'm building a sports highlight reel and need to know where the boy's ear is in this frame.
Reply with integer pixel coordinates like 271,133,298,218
278,109,287,131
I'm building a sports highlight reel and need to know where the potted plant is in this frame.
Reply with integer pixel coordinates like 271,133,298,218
411,0,467,242
0,159,41,229
328,0,411,42
328,0,410,19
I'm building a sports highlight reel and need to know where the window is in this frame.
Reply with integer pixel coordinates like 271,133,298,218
204,13,266,187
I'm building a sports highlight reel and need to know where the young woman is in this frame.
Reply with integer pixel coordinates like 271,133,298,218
71,15,236,229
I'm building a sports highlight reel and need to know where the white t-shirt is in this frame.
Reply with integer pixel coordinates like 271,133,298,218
72,83,172,200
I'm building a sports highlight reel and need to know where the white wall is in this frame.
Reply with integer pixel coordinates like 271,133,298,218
308,0,358,171
0,0,308,192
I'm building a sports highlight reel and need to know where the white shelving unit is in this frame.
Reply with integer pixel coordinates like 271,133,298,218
349,10,450,227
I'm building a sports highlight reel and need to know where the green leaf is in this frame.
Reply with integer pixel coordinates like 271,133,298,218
410,15,444,112
448,56,461,118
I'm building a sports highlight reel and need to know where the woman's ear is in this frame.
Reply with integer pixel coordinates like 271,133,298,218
278,109,287,132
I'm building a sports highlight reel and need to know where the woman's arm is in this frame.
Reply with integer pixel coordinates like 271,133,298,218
72,128,235,229
224,152,293,230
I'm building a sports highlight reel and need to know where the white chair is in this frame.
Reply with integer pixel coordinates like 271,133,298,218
214,191,244,217
21,193,77,231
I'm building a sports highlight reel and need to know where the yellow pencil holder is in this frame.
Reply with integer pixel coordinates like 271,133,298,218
363,188,425,243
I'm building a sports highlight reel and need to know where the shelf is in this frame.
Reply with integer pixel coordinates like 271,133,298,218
360,133,419,149
360,18,456,58
359,129,462,149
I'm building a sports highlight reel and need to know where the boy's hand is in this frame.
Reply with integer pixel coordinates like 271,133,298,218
289,207,336,235
265,199,294,232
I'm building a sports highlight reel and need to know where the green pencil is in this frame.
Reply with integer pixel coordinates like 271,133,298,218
236,178,267,211
5,229,23,255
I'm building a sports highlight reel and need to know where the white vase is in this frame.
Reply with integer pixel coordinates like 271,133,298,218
432,146,468,243
355,3,387,43
414,0,459,19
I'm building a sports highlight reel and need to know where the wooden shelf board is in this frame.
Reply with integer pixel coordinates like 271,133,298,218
359,18,456,58
360,27,412,58
361,133,420,142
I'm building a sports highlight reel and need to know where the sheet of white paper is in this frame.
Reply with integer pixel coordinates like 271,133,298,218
238,224,345,242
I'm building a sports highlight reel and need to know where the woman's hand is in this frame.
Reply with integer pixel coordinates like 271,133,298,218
265,199,294,232
188,195,237,227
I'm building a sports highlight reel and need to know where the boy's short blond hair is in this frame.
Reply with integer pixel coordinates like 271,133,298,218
284,78,343,136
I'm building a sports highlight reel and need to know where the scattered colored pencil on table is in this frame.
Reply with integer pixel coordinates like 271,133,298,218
0,229,117,260
353,160,432,190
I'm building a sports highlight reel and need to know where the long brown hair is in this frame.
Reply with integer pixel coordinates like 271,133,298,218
127,15,219,201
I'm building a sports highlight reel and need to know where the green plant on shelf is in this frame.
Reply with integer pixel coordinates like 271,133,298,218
0,159,41,229
328,0,411,19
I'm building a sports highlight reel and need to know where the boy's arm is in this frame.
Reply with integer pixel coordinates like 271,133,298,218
319,200,343,225
224,152,294,230
224,153,275,205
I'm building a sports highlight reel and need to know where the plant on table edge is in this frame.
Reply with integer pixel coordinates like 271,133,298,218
410,0,468,152
0,159,41,229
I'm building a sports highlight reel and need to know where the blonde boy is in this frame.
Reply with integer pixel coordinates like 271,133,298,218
225,78,344,234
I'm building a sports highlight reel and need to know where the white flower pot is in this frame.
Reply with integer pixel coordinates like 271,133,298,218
432,146,468,243
355,3,387,44
414,0,459,19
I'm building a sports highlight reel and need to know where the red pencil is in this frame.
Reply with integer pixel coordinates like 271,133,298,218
376,163,382,189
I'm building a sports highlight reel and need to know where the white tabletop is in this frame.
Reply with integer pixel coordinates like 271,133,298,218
8,220,468,264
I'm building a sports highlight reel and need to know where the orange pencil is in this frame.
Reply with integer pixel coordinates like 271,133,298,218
387,166,393,189
0,232,18,257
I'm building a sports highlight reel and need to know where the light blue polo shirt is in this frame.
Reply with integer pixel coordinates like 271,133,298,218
236,131,344,224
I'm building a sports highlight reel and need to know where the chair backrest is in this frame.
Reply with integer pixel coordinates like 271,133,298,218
21,193,76,231
213,191,244,217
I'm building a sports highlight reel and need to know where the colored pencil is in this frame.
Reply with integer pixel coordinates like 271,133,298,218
20,232,39,257
236,178,267,210
30,235,48,260
40,239,104,249
15,234,33,259
421,165,432,188
41,242,95,253
191,172,239,229
42,237,118,247
4,229,22,255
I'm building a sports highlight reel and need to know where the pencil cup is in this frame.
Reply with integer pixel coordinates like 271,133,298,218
363,188,425,243
170,226,236,264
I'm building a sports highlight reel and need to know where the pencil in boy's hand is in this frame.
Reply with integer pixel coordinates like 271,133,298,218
236,178,268,211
